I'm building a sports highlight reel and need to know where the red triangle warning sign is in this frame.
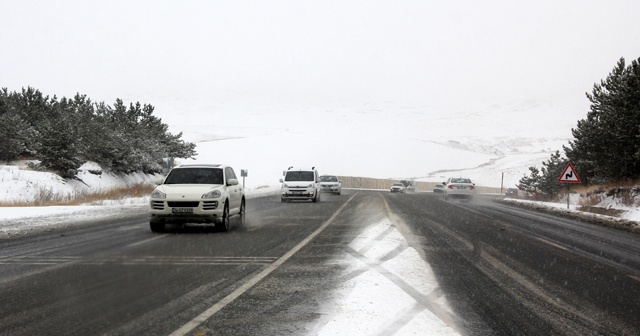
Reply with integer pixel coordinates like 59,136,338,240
558,162,581,183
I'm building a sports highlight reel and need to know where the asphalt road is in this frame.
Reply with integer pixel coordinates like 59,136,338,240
0,190,639,335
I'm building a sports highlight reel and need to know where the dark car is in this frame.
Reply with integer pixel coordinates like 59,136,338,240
505,188,519,197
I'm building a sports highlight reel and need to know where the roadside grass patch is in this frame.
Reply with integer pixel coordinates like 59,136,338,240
0,183,155,207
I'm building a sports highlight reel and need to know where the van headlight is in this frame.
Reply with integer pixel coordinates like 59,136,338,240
202,189,222,199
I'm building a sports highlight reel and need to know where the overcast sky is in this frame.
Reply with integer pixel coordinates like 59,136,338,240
2,0,640,109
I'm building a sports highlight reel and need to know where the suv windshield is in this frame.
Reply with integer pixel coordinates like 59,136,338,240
285,171,315,182
164,168,224,185
320,176,338,182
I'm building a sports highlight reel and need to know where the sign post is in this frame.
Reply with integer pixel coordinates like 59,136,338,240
241,169,248,188
557,162,581,209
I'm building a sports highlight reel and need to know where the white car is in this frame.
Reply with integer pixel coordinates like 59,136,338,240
390,183,406,193
319,175,342,195
442,177,476,200
149,164,245,232
280,167,321,202
400,179,416,193
433,183,445,193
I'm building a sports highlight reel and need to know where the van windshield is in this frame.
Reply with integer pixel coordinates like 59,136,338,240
285,171,315,182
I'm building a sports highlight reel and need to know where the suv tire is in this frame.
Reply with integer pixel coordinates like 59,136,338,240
150,221,164,233
237,199,246,228
218,203,230,232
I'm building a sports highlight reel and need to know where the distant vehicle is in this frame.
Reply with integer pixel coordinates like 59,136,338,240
505,188,519,197
148,164,245,232
433,183,445,193
280,167,321,202
399,179,416,193
443,177,476,201
319,175,342,195
390,183,406,193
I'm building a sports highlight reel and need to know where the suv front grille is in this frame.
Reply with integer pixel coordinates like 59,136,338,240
167,201,200,207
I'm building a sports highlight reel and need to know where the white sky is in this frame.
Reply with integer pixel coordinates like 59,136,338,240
2,1,640,108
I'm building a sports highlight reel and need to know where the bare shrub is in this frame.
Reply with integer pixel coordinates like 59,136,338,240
578,192,603,207
618,189,635,207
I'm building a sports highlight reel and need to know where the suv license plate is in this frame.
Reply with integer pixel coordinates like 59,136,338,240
172,208,193,213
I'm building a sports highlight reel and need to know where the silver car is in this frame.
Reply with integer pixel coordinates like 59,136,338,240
319,175,342,195
390,183,406,193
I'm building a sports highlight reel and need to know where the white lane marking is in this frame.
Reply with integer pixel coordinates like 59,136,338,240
116,225,143,231
169,193,359,336
628,274,640,282
126,234,167,247
535,237,569,251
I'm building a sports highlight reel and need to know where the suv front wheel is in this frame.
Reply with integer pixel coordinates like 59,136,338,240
218,203,230,232
150,221,164,233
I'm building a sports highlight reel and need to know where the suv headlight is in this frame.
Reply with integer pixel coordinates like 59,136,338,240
151,189,166,199
308,184,313,188
202,189,222,199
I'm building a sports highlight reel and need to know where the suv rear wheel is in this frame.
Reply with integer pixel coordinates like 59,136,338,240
237,199,246,228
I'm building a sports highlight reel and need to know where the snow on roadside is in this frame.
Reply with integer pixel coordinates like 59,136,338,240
501,198,640,234
0,161,158,203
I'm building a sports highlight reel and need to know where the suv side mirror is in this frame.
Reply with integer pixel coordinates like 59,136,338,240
227,178,239,186
279,178,284,183
155,178,165,185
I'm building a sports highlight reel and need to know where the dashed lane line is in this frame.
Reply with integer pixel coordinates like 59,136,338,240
169,193,359,336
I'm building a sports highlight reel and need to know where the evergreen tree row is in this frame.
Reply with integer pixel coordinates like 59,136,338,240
518,56,640,196
0,87,197,178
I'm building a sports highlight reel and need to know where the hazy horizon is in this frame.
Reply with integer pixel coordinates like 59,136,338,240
2,1,640,187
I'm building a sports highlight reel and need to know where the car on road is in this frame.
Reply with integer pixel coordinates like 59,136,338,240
149,164,245,232
319,175,342,195
400,179,416,193
443,177,476,200
505,188,519,197
433,183,445,193
280,167,321,202
390,183,406,193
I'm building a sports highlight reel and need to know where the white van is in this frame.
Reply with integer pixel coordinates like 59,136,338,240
280,167,321,202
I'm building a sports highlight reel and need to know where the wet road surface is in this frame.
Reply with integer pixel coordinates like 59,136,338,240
1,190,639,335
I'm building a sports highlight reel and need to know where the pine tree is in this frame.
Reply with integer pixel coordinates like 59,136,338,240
517,166,541,194
517,151,567,197
564,57,640,183
538,151,567,195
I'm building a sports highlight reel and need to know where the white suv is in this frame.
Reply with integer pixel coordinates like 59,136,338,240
280,167,321,202
149,164,245,232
